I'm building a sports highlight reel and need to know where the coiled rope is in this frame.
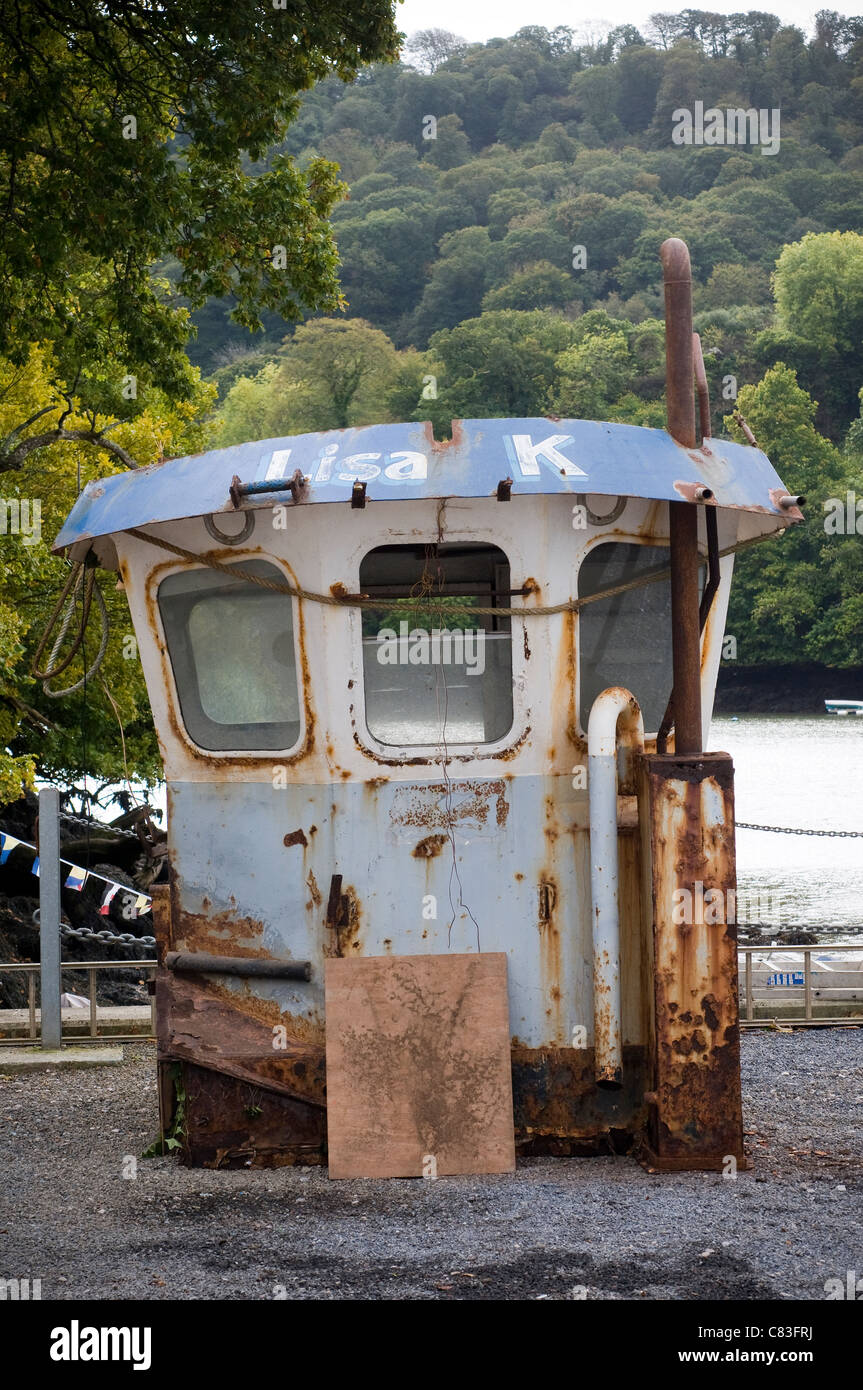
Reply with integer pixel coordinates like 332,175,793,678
31,560,109,696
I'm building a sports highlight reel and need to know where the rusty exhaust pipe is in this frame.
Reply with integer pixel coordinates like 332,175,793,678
661,238,703,757
693,332,711,441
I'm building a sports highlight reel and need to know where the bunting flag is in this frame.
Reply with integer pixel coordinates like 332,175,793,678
0,830,153,915
99,883,122,915
0,832,21,865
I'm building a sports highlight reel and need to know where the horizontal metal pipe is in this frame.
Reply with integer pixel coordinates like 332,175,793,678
165,952,312,981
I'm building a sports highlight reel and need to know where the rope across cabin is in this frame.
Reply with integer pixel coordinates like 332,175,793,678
32,514,779,693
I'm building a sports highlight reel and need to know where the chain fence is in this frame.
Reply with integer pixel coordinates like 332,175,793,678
735,822,863,838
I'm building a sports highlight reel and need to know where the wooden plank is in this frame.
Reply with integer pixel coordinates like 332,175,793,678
325,953,515,1179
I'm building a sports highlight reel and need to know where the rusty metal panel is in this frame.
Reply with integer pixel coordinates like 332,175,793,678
512,1044,649,1150
154,773,656,1155
162,774,623,1056
179,1061,325,1169
639,752,746,1171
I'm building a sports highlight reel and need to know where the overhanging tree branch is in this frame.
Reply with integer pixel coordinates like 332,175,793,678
0,424,139,473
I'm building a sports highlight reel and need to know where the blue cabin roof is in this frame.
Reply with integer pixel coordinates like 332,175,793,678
53,417,796,551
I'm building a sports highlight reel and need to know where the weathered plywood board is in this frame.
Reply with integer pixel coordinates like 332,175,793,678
325,953,515,1179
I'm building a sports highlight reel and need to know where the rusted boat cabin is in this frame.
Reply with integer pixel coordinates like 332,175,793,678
55,242,801,1169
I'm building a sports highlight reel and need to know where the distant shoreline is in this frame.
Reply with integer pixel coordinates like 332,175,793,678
715,664,863,714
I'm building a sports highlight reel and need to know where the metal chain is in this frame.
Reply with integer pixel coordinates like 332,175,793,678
59,811,141,841
735,821,863,838
58,921,156,952
30,909,156,953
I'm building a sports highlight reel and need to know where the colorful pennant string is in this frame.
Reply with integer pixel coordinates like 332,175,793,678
0,830,152,914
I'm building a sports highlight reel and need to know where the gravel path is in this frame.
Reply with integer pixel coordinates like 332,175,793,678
1,1031,860,1301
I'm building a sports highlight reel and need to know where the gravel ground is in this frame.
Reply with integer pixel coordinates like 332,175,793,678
1,1030,860,1301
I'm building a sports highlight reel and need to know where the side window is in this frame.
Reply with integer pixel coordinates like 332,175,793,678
158,560,301,751
359,543,513,748
578,542,675,733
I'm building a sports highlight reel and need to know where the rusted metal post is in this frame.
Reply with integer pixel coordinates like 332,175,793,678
639,752,745,1170
661,238,702,756
38,786,62,1049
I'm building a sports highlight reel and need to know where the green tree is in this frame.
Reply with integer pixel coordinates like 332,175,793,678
0,347,214,799
482,262,578,312
725,365,863,665
771,231,863,433
0,0,399,454
216,319,400,442
425,310,577,431
550,331,633,418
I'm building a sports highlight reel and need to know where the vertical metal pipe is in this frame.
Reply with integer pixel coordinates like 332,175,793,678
587,687,644,1088
669,502,702,754
28,970,36,1040
661,238,703,756
693,332,712,441
745,951,753,1022
38,786,62,1049
804,949,812,1020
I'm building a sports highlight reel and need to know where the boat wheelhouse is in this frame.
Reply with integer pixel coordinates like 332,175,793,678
54,241,803,1169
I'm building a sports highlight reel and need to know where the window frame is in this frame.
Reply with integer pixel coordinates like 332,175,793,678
353,536,524,763
154,558,306,758
575,533,704,739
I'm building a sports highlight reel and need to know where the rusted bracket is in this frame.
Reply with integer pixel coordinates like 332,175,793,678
351,480,367,509
497,477,512,501
325,873,350,929
229,468,309,508
165,951,311,981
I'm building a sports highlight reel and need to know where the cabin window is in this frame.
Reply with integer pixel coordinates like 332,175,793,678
158,561,301,751
578,542,676,733
359,543,513,747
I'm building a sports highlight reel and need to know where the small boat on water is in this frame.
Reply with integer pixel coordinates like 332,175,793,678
825,699,863,715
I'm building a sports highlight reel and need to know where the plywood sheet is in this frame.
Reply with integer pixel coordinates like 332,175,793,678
325,953,515,1179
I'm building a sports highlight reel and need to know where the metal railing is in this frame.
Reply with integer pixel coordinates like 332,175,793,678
738,942,863,1027
0,959,156,1045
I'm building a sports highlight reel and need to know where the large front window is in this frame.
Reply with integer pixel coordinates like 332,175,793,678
359,543,514,747
158,561,301,751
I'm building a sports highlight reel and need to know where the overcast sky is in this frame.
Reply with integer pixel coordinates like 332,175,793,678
395,1,862,45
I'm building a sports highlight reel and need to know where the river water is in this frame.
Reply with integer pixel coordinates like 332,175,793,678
709,714,863,939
